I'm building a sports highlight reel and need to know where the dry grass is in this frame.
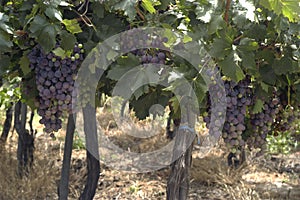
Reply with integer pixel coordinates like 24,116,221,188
0,106,299,199
0,141,59,200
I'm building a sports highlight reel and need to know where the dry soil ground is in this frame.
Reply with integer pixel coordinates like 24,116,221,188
0,109,299,200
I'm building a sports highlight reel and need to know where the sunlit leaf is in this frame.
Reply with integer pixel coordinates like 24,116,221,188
142,0,157,14
260,0,300,22
62,19,82,34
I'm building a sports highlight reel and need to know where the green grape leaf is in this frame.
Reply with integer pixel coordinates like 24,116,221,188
110,0,137,21
259,64,276,85
107,50,118,61
192,75,207,103
157,0,172,10
29,15,58,52
273,57,296,75
260,0,300,22
107,54,140,80
53,47,66,59
144,65,161,84
219,53,245,82
252,99,264,114
0,13,13,34
62,19,82,34
209,38,232,59
208,15,226,34
142,0,158,14
0,54,10,76
60,30,76,51
260,81,270,92
244,24,267,41
19,55,31,76
237,38,258,70
0,31,13,52
45,7,62,21
93,3,105,18
239,51,256,70
36,25,57,53
183,34,193,43
130,91,169,120
169,96,180,118
29,15,48,34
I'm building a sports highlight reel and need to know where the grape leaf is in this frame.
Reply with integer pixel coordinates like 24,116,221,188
45,7,62,21
259,64,276,85
209,38,232,59
0,31,13,52
110,0,137,21
130,91,169,120
273,57,296,75
19,55,31,76
60,30,76,51
237,38,258,70
252,99,264,114
219,52,245,82
208,15,226,34
0,13,13,34
36,25,57,53
0,54,10,76
142,0,157,14
62,19,82,34
157,0,172,10
107,50,118,61
29,15,48,34
53,47,66,59
29,15,58,52
107,54,140,80
260,0,300,22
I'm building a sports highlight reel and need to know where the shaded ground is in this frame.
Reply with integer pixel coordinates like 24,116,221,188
0,109,299,199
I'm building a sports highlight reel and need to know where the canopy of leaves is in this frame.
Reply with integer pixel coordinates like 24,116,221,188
0,0,299,115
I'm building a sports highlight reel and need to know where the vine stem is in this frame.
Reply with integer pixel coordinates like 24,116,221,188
224,0,231,24
135,6,145,21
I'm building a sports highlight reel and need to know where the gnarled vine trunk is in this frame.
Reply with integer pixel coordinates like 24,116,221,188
167,97,197,200
80,103,100,200
1,106,13,142
58,114,75,200
14,101,35,177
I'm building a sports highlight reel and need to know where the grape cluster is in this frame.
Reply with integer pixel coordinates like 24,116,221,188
204,75,252,155
273,106,299,134
28,44,84,133
203,68,227,139
204,70,300,161
120,28,168,65
246,97,280,150
222,76,252,154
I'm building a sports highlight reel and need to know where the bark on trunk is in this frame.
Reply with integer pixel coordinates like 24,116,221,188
1,106,13,142
58,114,75,200
167,97,196,200
14,101,35,177
80,103,100,200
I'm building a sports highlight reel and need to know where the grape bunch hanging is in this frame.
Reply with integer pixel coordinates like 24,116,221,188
28,44,84,133
204,74,252,155
204,71,299,155
120,28,168,65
